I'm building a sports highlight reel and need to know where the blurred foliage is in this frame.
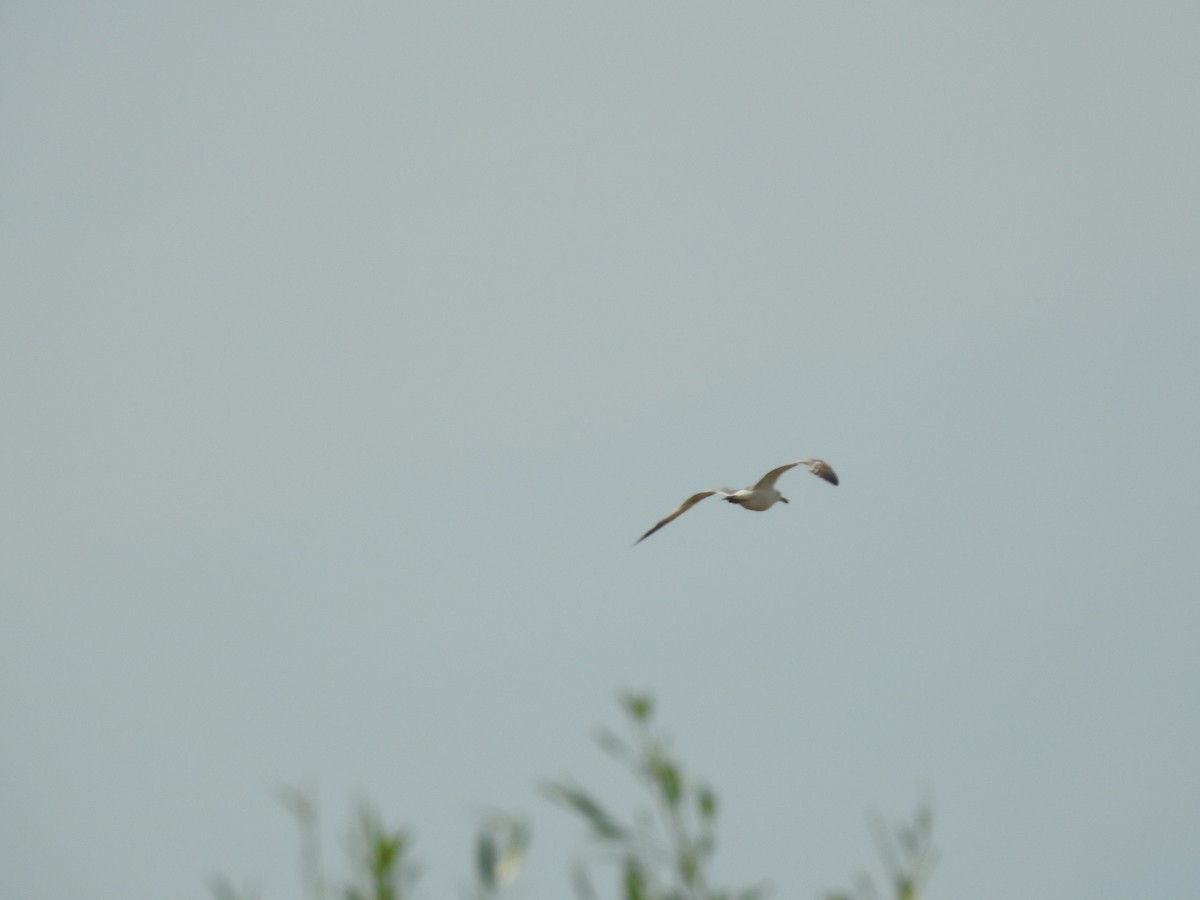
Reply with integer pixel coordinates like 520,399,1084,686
342,805,418,900
211,791,418,900
476,812,530,895
824,804,937,900
545,691,767,900
209,694,934,900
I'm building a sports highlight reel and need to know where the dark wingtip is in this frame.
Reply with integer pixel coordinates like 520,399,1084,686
826,472,839,486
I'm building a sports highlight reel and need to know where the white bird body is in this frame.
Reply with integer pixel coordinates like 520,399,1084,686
723,485,783,511
635,458,838,544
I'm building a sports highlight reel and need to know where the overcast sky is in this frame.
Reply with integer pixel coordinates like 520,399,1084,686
4,2,1199,899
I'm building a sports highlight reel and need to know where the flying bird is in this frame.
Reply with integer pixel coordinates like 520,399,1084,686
635,458,839,544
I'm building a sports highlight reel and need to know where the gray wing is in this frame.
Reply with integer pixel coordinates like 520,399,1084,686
754,458,839,490
635,490,722,544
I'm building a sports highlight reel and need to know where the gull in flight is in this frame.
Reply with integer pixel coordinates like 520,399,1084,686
635,458,839,544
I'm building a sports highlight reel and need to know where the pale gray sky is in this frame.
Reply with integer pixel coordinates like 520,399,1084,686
3,2,1199,899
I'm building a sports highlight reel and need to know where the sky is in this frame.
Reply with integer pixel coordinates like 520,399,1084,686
3,2,1199,898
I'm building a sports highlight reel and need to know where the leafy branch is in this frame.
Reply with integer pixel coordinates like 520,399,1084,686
544,691,768,900
210,694,935,900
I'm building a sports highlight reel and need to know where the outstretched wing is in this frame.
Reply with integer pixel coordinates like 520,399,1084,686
804,458,839,485
635,490,723,544
754,458,839,490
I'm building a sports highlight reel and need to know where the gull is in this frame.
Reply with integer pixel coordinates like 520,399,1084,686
635,458,839,544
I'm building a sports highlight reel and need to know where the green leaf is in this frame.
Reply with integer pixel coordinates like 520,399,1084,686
544,782,628,840
648,755,683,808
622,856,647,900
677,847,699,885
621,692,654,723
477,833,497,891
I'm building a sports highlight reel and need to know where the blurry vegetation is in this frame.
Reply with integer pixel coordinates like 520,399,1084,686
210,693,934,900
543,691,767,900
823,803,937,900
